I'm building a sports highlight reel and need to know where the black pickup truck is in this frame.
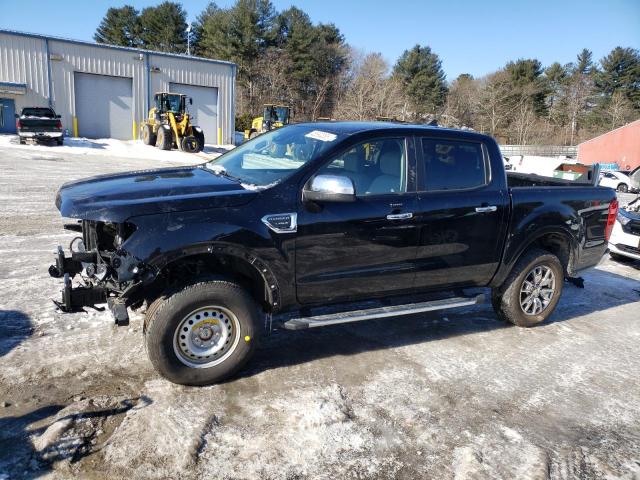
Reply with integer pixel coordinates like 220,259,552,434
16,107,63,145
49,122,617,385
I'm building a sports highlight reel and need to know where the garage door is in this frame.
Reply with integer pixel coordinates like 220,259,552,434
75,73,132,140
170,83,218,144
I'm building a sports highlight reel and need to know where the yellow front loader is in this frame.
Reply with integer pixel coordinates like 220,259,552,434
244,104,292,140
141,92,204,153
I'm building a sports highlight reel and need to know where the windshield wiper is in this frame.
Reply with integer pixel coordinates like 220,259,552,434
205,164,243,183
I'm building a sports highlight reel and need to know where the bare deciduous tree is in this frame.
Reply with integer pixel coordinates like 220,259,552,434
334,51,405,120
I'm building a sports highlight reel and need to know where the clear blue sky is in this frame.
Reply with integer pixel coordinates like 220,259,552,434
2,0,639,80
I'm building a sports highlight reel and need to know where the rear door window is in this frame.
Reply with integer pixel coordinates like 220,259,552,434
420,138,488,191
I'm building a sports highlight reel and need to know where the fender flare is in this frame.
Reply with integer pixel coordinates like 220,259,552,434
149,243,282,310
491,226,578,288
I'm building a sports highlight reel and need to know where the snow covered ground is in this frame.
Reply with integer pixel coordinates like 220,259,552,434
0,133,233,163
1,145,639,479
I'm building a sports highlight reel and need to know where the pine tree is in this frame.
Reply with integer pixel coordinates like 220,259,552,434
392,45,447,119
596,47,640,110
94,5,142,47
139,1,188,53
575,48,594,75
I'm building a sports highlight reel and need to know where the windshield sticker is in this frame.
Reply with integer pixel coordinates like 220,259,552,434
305,130,337,142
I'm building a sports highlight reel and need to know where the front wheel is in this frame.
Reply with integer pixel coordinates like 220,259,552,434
617,183,628,193
492,249,563,327
144,280,260,386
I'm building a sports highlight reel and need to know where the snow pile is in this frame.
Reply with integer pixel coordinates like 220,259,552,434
0,133,233,163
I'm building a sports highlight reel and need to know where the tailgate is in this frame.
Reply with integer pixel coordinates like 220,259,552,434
19,118,60,131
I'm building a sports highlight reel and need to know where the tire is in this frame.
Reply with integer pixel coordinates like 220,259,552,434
180,135,202,153
249,130,259,139
19,137,26,145
56,138,64,146
144,280,260,386
491,248,564,327
156,126,173,150
142,124,156,146
195,130,205,152
617,183,628,193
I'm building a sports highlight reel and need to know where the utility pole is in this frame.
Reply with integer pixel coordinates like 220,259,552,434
186,23,192,55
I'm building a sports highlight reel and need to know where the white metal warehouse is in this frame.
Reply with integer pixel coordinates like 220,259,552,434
0,29,236,144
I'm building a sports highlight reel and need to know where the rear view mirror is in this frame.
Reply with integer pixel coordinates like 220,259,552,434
303,175,355,203
56,114,61,118
14,113,19,118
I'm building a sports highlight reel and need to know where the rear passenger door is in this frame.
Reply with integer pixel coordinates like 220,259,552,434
413,136,509,289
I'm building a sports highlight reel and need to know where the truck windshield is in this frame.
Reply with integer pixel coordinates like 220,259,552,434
206,125,344,188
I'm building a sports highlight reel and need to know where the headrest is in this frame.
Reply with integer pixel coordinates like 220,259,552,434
379,142,402,175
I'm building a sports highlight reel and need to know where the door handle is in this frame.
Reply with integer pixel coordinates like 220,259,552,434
386,212,413,220
475,205,497,213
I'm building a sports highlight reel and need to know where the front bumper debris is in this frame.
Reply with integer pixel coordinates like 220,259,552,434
52,273,107,313
49,246,107,313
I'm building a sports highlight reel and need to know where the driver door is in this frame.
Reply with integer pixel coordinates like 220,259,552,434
295,136,419,305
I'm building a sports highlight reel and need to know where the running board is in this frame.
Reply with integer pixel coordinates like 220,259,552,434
282,294,484,330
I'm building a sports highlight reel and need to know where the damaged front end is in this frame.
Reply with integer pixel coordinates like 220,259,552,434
49,220,150,326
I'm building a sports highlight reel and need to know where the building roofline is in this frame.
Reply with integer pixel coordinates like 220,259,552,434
578,119,640,147
0,28,237,69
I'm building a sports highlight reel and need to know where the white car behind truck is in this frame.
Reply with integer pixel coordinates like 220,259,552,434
599,171,639,193
610,196,640,261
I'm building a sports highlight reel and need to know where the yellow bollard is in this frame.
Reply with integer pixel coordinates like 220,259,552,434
132,121,138,140
217,127,222,145
72,116,78,137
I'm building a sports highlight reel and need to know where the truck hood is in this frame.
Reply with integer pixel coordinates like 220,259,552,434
56,165,257,222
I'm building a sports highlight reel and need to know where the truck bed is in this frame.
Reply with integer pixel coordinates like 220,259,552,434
506,171,596,188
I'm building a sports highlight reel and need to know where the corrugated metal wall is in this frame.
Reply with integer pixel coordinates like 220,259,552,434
151,54,235,143
0,30,236,143
0,32,49,107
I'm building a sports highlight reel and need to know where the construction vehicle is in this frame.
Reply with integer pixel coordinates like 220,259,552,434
244,104,291,140
141,92,204,153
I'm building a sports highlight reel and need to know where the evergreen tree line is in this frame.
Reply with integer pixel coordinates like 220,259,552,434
95,1,640,145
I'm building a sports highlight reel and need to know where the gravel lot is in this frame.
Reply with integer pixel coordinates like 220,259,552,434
1,137,640,479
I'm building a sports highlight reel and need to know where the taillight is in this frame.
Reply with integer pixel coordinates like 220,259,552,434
16,119,22,129
605,199,618,241
56,120,62,129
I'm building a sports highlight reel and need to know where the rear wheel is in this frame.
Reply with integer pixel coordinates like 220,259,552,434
492,249,563,327
156,126,173,150
617,183,628,193
56,137,63,146
19,137,26,145
144,280,260,386
142,124,156,146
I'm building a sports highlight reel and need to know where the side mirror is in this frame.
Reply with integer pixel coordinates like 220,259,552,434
56,114,61,118
14,113,19,118
303,175,355,203
189,97,193,105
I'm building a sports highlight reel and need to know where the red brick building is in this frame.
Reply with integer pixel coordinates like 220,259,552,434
577,120,640,172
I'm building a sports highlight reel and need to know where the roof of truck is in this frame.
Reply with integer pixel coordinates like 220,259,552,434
296,121,492,141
